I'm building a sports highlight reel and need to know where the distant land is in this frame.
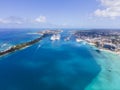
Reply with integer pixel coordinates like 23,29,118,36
0,29,120,56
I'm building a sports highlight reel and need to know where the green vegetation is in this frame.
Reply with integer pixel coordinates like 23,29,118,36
0,34,47,56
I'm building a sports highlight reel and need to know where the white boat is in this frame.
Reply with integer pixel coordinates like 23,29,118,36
50,34,61,41
76,38,81,42
64,37,70,41
1,43,7,47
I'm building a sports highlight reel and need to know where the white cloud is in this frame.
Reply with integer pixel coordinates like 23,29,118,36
94,0,120,18
0,19,9,24
0,16,25,24
34,16,47,23
0,16,47,24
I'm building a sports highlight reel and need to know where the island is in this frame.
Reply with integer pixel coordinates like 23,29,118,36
0,30,62,56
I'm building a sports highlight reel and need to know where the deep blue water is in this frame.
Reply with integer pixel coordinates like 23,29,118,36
0,29,101,90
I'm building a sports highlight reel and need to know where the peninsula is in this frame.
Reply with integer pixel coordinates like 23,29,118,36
0,30,62,56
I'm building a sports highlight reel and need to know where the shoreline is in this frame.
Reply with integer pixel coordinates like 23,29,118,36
87,42,120,56
99,48,120,56
0,34,48,56
88,42,120,56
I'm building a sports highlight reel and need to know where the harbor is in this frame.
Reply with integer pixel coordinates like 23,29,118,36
0,30,61,56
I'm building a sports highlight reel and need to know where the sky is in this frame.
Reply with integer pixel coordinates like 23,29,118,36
0,0,120,28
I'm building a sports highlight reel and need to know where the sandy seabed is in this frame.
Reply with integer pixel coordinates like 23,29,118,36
86,49,120,90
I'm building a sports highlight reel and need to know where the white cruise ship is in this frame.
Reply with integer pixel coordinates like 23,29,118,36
76,38,82,42
50,34,61,41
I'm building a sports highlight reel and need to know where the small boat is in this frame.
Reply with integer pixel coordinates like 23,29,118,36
96,49,101,53
1,43,7,48
50,34,61,41
38,44,41,48
64,37,70,41
76,38,82,42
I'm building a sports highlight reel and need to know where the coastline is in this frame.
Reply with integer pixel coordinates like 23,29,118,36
87,42,120,56
99,48,120,56
0,34,46,56
86,44,120,90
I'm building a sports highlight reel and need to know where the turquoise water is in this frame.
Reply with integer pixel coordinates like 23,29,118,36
86,50,120,90
0,29,119,90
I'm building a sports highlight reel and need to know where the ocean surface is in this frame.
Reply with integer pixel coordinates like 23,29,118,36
0,29,120,90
